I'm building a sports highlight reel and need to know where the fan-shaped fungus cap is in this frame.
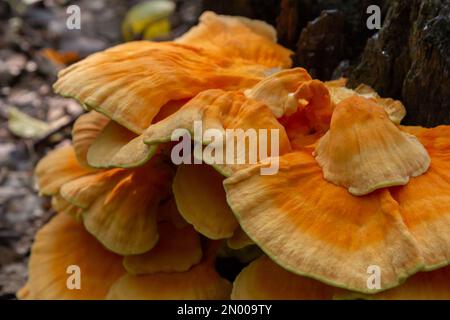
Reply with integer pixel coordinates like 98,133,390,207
37,143,175,255
232,256,334,300
173,163,239,239
315,96,430,196
60,155,174,255
54,11,292,135
123,222,202,275
268,80,334,150
85,119,157,169
325,79,406,125
107,242,231,300
224,120,450,293
176,11,293,68
346,265,450,300
18,213,125,299
72,111,109,168
35,144,95,196
224,150,424,293
144,89,291,176
53,42,264,134
106,262,231,300
389,126,450,269
72,104,185,170
232,255,450,300
244,68,312,117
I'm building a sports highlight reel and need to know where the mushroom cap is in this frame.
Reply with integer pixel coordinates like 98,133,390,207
244,68,312,117
315,96,430,196
123,222,202,275
144,89,291,176
37,137,176,256
224,121,450,293
54,42,265,134
344,265,450,300
277,80,334,150
73,101,186,170
390,126,450,269
176,11,293,69
325,79,406,125
224,150,423,293
232,256,334,300
173,163,238,239
19,213,125,300
72,111,109,168
232,256,450,300
54,11,293,135
35,144,95,196
60,156,174,255
86,120,157,169
107,262,231,300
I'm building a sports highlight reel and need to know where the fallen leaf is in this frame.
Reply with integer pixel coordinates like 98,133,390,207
8,107,50,139
122,0,175,41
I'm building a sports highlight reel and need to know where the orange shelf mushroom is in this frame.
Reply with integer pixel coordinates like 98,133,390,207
232,255,450,300
18,213,125,300
314,96,430,196
36,144,174,255
224,97,450,293
20,11,450,300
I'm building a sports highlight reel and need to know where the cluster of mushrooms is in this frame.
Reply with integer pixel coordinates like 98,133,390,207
19,12,450,300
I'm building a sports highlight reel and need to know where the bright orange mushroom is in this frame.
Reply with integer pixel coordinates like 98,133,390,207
36,144,174,255
232,255,450,300
23,9,450,301
18,213,125,300
224,96,450,293
315,96,430,195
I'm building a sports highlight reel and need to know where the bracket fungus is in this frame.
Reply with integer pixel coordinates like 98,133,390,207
18,213,125,300
232,255,450,300
21,10,450,300
314,96,431,196
107,242,232,300
224,114,450,293
172,163,239,239
123,222,202,275
325,79,407,125
143,89,292,176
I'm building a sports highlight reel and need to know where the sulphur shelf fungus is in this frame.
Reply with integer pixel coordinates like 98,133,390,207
314,96,431,196
35,144,174,255
21,9,450,300
19,212,230,300
232,255,450,300
224,113,450,293
325,79,406,125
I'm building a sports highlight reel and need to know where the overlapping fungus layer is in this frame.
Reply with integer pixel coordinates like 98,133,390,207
19,12,450,300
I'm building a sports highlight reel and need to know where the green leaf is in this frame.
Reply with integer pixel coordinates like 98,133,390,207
8,107,50,139
122,0,175,41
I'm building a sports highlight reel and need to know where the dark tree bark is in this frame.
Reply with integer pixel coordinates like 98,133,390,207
349,0,450,126
295,10,346,80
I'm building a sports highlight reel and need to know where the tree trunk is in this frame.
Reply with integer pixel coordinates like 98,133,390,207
348,0,450,127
